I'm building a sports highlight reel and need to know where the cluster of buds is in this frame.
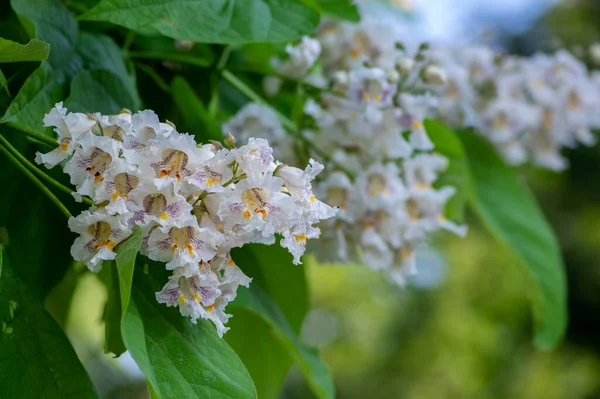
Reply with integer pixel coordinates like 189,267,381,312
36,103,336,335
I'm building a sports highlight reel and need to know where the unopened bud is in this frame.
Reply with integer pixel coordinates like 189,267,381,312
395,56,415,74
224,132,236,148
165,119,176,130
263,76,282,97
590,43,600,65
120,108,132,115
387,69,400,83
422,65,447,86
207,140,224,151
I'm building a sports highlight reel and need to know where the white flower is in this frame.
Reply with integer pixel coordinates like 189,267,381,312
187,148,235,193
35,102,98,168
147,219,223,269
234,137,275,178
273,36,321,78
68,210,132,272
218,174,298,238
355,163,407,210
281,225,321,265
64,132,122,198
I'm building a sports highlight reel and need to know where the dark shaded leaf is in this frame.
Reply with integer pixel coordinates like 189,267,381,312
0,255,98,398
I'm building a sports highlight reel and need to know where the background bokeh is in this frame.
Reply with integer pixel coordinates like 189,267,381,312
36,0,600,398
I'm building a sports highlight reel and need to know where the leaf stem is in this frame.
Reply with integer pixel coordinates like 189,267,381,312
127,50,212,67
135,63,172,93
0,140,72,219
7,124,56,147
0,134,93,206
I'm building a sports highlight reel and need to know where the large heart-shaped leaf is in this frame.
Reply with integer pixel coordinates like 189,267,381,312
79,0,320,44
460,131,567,349
0,38,49,63
0,254,98,398
121,263,257,399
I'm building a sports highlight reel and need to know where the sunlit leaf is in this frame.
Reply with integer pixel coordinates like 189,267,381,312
122,262,257,398
300,0,360,22
460,131,567,349
101,226,142,356
80,0,320,44
0,38,49,63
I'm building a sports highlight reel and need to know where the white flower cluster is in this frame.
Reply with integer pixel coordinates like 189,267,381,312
232,35,466,287
303,68,467,286
36,103,336,336
314,15,600,170
429,47,600,170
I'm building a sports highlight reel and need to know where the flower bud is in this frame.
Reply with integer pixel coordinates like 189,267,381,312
387,69,400,83
590,43,600,65
422,65,447,85
224,132,236,148
263,76,282,97
395,56,415,74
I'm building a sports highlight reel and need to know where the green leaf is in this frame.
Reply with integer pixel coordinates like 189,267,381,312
0,255,98,398
171,75,221,142
226,244,311,398
0,69,9,96
101,226,143,356
129,50,212,67
122,262,257,399
115,226,143,315
232,243,308,332
102,260,127,355
425,119,468,222
225,311,293,399
65,69,137,114
80,0,320,44
300,0,360,22
459,131,567,349
231,285,335,399
1,0,139,135
0,38,49,63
